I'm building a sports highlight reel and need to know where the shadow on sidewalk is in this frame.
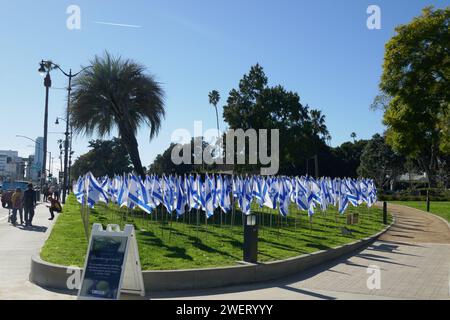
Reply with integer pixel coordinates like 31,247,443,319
16,225,48,233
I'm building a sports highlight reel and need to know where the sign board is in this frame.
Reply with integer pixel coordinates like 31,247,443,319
77,224,145,300
346,213,360,225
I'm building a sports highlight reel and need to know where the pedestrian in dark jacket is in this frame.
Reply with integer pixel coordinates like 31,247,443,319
23,183,37,227
47,196,62,220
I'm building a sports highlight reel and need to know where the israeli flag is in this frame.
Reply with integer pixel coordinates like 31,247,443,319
175,176,186,216
74,176,86,205
294,177,308,211
241,177,253,215
204,174,215,218
86,172,108,208
117,174,129,208
278,178,290,217
162,175,175,212
264,177,278,210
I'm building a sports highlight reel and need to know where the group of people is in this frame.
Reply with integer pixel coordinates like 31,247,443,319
42,184,61,202
6,183,62,227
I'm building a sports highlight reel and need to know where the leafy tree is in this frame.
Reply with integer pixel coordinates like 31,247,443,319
222,64,329,175
379,7,450,186
71,138,132,178
70,52,166,179
357,134,404,188
148,138,213,175
331,139,368,178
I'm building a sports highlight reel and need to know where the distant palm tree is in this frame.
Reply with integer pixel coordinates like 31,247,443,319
208,90,221,141
70,52,165,178
310,109,329,140
351,132,357,142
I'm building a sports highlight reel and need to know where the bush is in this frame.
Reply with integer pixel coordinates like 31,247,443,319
378,188,450,202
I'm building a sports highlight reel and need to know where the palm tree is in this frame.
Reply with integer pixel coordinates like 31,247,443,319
310,109,329,140
208,90,221,142
70,52,165,178
351,132,357,142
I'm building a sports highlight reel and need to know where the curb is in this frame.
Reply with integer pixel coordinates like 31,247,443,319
30,219,393,293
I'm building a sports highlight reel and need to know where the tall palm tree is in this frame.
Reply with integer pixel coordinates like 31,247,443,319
310,109,329,140
70,52,165,178
208,90,221,141
351,132,357,142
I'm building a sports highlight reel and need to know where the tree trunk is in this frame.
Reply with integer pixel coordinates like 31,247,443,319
119,122,146,179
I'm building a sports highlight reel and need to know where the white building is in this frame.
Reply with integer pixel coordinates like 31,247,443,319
0,150,25,182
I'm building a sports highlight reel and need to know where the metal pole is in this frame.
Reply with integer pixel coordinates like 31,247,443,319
314,154,319,179
62,70,72,204
42,72,51,191
383,201,387,225
68,129,73,194
426,190,430,212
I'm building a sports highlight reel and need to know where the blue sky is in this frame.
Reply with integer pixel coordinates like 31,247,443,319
0,0,448,174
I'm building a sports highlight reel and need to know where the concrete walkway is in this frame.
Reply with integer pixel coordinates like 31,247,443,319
0,203,74,300
150,204,450,300
1,203,449,300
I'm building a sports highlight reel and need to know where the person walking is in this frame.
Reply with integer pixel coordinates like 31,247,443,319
23,183,37,227
53,184,60,201
47,196,62,220
48,185,54,202
42,184,49,202
10,188,23,226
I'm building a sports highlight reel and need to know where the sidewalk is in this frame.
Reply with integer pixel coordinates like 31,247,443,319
1,202,449,300
150,204,450,300
0,203,75,300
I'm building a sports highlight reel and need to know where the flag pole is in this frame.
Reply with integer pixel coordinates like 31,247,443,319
168,211,173,242
196,208,200,243
205,211,208,242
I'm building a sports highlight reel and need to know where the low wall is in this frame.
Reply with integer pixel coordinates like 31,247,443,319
30,222,392,293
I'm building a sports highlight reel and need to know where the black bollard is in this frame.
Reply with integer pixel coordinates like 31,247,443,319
426,190,430,212
383,201,387,225
243,214,258,263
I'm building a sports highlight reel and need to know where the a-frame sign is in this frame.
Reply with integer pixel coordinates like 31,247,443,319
77,224,145,300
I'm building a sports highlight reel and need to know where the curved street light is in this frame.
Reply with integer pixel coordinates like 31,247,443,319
38,60,92,203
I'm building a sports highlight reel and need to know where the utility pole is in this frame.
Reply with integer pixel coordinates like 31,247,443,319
62,70,72,204
42,71,51,190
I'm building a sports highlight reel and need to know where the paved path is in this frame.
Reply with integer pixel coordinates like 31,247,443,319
1,203,449,300
0,203,74,300
150,203,450,300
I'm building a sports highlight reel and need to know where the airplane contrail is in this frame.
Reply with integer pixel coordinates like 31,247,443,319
93,21,142,28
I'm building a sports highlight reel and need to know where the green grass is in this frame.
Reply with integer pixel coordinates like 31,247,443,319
390,201,450,222
41,195,391,270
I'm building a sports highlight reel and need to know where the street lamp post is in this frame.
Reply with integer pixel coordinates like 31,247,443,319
39,60,91,204
56,117,73,195
38,62,52,191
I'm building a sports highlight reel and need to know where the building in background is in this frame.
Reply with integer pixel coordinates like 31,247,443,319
34,136,44,170
25,154,38,182
25,136,45,184
0,150,25,182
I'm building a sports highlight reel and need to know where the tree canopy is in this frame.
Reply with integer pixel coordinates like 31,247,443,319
71,138,132,178
380,6,450,185
357,134,405,189
222,64,330,176
70,52,165,178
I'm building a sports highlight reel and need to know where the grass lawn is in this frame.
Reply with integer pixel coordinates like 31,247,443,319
41,195,391,270
390,201,450,223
